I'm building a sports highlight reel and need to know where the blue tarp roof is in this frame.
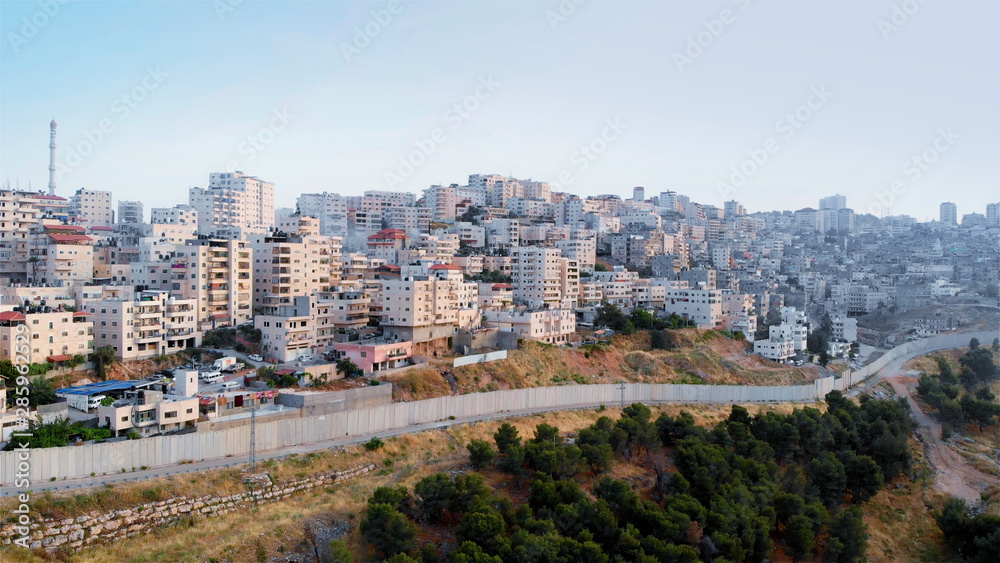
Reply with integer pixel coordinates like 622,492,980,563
57,381,138,396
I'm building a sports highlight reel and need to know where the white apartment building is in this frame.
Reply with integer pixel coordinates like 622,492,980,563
484,308,575,344
754,338,795,362
97,387,200,437
117,200,144,224
423,185,459,221
189,171,275,236
555,237,597,274
830,315,857,342
297,192,350,237
85,291,200,360
255,292,370,362
660,284,723,328
69,188,114,228
511,246,579,309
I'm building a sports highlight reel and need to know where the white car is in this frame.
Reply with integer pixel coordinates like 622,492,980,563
248,354,263,362
297,353,313,361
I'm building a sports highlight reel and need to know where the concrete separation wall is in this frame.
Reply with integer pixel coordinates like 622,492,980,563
453,350,508,367
1,330,994,483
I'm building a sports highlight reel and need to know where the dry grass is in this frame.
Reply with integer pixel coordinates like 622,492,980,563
445,330,821,399
1,402,822,562
380,367,452,401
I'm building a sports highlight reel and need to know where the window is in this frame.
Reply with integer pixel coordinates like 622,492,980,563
164,411,177,419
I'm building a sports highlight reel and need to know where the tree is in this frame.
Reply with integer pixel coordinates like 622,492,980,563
467,439,497,469
786,514,816,562
824,506,867,562
28,376,57,408
336,358,362,379
92,345,116,380
594,303,634,334
456,509,506,553
806,452,847,508
415,473,457,522
818,351,830,367
452,541,503,563
494,423,521,454
328,539,352,563
360,503,417,560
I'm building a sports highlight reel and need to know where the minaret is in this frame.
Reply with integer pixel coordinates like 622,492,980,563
47,119,57,195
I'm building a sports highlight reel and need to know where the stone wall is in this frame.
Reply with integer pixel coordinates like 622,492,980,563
0,463,376,551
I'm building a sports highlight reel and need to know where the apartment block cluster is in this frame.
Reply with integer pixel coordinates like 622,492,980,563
3,166,997,373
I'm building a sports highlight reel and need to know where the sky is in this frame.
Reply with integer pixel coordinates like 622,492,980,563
1,0,997,221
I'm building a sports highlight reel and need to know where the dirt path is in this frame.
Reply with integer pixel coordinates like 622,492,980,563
887,374,1000,503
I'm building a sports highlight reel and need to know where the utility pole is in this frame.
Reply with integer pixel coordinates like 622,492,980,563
249,401,257,472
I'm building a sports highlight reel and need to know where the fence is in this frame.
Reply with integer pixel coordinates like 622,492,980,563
2,330,994,483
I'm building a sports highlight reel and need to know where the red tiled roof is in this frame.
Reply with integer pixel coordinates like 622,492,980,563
0,311,26,321
47,354,72,362
491,283,513,290
46,224,86,232
429,263,462,271
48,233,93,243
36,195,67,201
73,311,92,317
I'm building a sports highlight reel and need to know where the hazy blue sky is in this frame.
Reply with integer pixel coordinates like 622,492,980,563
1,1,997,220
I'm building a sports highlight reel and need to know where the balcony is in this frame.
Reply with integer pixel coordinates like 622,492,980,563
136,332,161,343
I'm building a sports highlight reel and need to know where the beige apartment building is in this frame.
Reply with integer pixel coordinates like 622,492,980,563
511,246,579,309
28,225,95,285
380,264,479,343
0,308,94,363
181,238,253,328
255,291,370,362
189,172,275,237
0,190,43,282
250,228,343,311
84,290,200,360
68,188,114,228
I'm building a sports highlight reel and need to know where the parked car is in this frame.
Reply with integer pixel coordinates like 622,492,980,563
248,354,263,362
297,353,313,361
224,362,246,373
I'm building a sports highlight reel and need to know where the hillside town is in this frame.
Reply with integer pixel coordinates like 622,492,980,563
1,124,998,444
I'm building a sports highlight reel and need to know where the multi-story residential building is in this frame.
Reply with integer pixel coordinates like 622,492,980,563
250,228,342,310
387,206,431,233
175,238,253,328
423,184,459,221
511,246,579,309
477,282,514,310
28,224,95,284
297,192,350,237
380,263,479,343
939,202,958,225
256,292,370,362
555,237,596,274
366,228,410,264
84,290,200,360
484,308,575,344
189,171,275,237
819,194,847,210
117,200,144,224
830,315,857,342
753,338,794,362
0,190,44,282
69,188,114,228
659,283,723,328
987,202,1000,226
0,307,94,363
